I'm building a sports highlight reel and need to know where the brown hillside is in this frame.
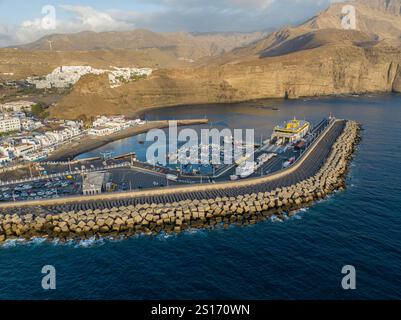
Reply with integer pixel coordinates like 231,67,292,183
50,44,401,119
3,0,397,119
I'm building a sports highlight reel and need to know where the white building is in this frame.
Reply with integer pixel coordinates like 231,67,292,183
12,144,35,157
27,65,153,89
39,137,51,147
88,126,115,136
108,67,153,88
89,116,145,136
0,101,36,112
27,66,105,89
22,151,48,162
0,116,21,133
21,119,43,131
82,172,108,195
0,148,11,166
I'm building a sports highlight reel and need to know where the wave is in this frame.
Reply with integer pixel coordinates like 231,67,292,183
156,232,176,241
270,215,283,223
74,237,106,248
0,237,47,249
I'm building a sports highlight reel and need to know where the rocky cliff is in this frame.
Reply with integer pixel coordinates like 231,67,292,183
51,44,401,119
48,0,401,119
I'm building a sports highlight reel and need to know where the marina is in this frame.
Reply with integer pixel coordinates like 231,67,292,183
0,117,359,246
1,0,400,302
2,93,400,300
0,116,332,204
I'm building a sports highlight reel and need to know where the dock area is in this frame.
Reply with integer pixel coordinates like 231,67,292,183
47,119,209,161
0,118,361,243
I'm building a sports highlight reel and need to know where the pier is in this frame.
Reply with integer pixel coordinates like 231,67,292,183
0,119,361,243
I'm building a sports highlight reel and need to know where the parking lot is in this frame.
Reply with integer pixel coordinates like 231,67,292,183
0,176,82,202
108,168,185,192
0,120,331,203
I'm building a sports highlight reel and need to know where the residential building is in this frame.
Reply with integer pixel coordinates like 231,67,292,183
88,126,115,136
12,144,35,157
0,116,21,133
0,101,35,112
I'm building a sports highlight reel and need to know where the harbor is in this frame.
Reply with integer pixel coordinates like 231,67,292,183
0,117,331,203
0,115,361,242
47,118,209,161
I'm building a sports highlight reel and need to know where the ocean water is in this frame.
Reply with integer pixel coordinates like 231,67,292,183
1,94,401,300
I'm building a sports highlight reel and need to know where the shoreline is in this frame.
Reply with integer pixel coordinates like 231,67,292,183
107,92,401,119
46,119,209,161
0,120,361,243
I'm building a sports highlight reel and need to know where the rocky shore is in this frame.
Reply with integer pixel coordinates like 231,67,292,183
0,121,361,244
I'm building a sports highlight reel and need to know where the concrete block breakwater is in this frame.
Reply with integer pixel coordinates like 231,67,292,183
0,121,361,243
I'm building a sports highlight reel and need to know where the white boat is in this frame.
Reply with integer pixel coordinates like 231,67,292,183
236,161,256,179
166,174,178,181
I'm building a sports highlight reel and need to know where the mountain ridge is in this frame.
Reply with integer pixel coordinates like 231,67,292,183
2,0,401,119
49,0,401,119
13,29,271,58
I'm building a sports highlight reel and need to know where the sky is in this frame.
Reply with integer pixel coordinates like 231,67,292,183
0,0,343,47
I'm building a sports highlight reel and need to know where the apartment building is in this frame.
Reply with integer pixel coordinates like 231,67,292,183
0,116,21,133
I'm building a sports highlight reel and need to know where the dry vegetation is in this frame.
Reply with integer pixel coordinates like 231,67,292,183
2,0,401,119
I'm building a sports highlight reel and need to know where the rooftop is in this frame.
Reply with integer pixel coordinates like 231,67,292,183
83,172,106,190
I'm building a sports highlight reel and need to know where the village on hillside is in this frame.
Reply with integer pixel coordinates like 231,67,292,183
0,99,145,166
0,64,152,166
26,66,153,89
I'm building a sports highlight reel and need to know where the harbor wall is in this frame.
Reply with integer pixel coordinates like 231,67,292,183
0,121,361,243
0,118,339,209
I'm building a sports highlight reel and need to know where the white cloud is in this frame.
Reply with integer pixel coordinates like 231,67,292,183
59,5,134,32
226,0,274,9
0,4,135,47
0,0,344,47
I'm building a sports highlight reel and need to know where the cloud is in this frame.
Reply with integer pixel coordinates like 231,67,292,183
114,0,338,32
0,4,134,47
59,5,134,32
0,0,343,47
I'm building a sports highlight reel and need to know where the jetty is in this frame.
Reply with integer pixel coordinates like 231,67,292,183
0,119,361,243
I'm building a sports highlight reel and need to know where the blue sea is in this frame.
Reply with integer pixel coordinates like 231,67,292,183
1,94,401,300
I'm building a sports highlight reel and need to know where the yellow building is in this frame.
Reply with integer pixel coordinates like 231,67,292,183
271,117,310,144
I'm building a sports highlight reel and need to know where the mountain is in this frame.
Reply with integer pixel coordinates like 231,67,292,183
305,0,401,47
50,43,401,119
15,29,270,59
47,0,401,119
3,0,400,119
0,29,269,80
209,0,401,63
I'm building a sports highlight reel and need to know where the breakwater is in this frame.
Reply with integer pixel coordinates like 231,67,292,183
0,120,360,243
